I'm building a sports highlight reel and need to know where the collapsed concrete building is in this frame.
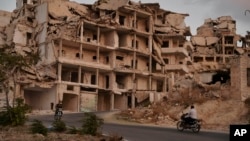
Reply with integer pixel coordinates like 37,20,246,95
0,0,249,112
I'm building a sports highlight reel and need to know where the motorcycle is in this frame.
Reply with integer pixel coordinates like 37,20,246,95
54,108,63,121
177,113,201,133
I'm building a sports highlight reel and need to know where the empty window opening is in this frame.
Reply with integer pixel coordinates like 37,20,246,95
71,72,78,82
225,36,234,44
87,38,91,42
26,32,32,44
67,85,74,91
116,56,124,60
164,58,169,64
119,15,126,25
162,41,169,48
116,75,125,89
207,70,230,85
106,56,109,63
193,56,203,63
157,80,163,92
145,38,148,47
205,57,214,62
106,75,109,89
91,75,96,85
93,34,97,40
27,17,33,23
93,56,97,60
81,87,96,92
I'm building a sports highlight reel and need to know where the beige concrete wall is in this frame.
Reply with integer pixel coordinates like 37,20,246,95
137,17,148,32
115,51,133,68
118,34,133,47
239,55,250,100
136,36,149,53
136,77,148,90
83,50,98,62
137,56,149,71
100,31,118,47
13,24,33,46
24,86,57,110
114,94,127,110
80,92,97,112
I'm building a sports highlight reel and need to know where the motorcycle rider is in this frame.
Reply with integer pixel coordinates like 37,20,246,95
55,101,63,118
185,105,197,125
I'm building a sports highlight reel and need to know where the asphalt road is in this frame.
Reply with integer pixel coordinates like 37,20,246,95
28,112,229,141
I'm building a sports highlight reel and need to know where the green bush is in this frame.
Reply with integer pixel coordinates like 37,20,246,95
0,98,31,126
52,120,66,132
80,112,104,136
30,119,48,136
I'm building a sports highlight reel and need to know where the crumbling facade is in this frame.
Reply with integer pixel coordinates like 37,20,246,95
0,0,249,112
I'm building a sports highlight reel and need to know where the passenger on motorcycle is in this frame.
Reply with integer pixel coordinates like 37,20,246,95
184,105,197,125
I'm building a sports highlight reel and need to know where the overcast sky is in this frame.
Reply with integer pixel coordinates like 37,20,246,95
0,0,249,35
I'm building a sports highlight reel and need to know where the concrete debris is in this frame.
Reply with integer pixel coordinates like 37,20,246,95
94,0,129,10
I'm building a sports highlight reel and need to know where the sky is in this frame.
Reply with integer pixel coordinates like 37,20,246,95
0,0,249,35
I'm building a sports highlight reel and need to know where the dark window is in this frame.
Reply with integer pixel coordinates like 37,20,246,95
116,56,123,60
119,15,125,25
71,72,78,82
93,34,97,40
93,56,97,60
162,41,169,48
26,32,32,44
91,75,96,85
164,59,169,64
106,75,109,88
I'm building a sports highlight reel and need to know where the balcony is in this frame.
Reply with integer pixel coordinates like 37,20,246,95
161,47,189,57
164,64,189,73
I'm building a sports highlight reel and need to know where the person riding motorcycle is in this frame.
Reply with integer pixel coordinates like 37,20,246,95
55,101,63,120
184,105,197,125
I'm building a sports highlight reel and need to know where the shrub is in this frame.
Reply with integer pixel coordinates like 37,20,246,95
0,98,31,126
30,119,48,136
80,112,104,136
52,120,66,132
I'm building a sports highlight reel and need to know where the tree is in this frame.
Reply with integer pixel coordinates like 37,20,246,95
0,44,39,109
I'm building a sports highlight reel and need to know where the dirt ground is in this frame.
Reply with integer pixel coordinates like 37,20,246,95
112,98,250,132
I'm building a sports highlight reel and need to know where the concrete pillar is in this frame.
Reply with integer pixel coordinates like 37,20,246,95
97,27,100,63
59,39,62,57
110,92,114,110
222,36,225,63
58,63,62,82
80,21,83,42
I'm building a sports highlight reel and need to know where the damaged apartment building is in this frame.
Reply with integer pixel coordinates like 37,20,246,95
0,0,192,112
0,0,249,112
190,16,250,100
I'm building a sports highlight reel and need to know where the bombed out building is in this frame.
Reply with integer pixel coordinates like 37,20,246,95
0,0,249,112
